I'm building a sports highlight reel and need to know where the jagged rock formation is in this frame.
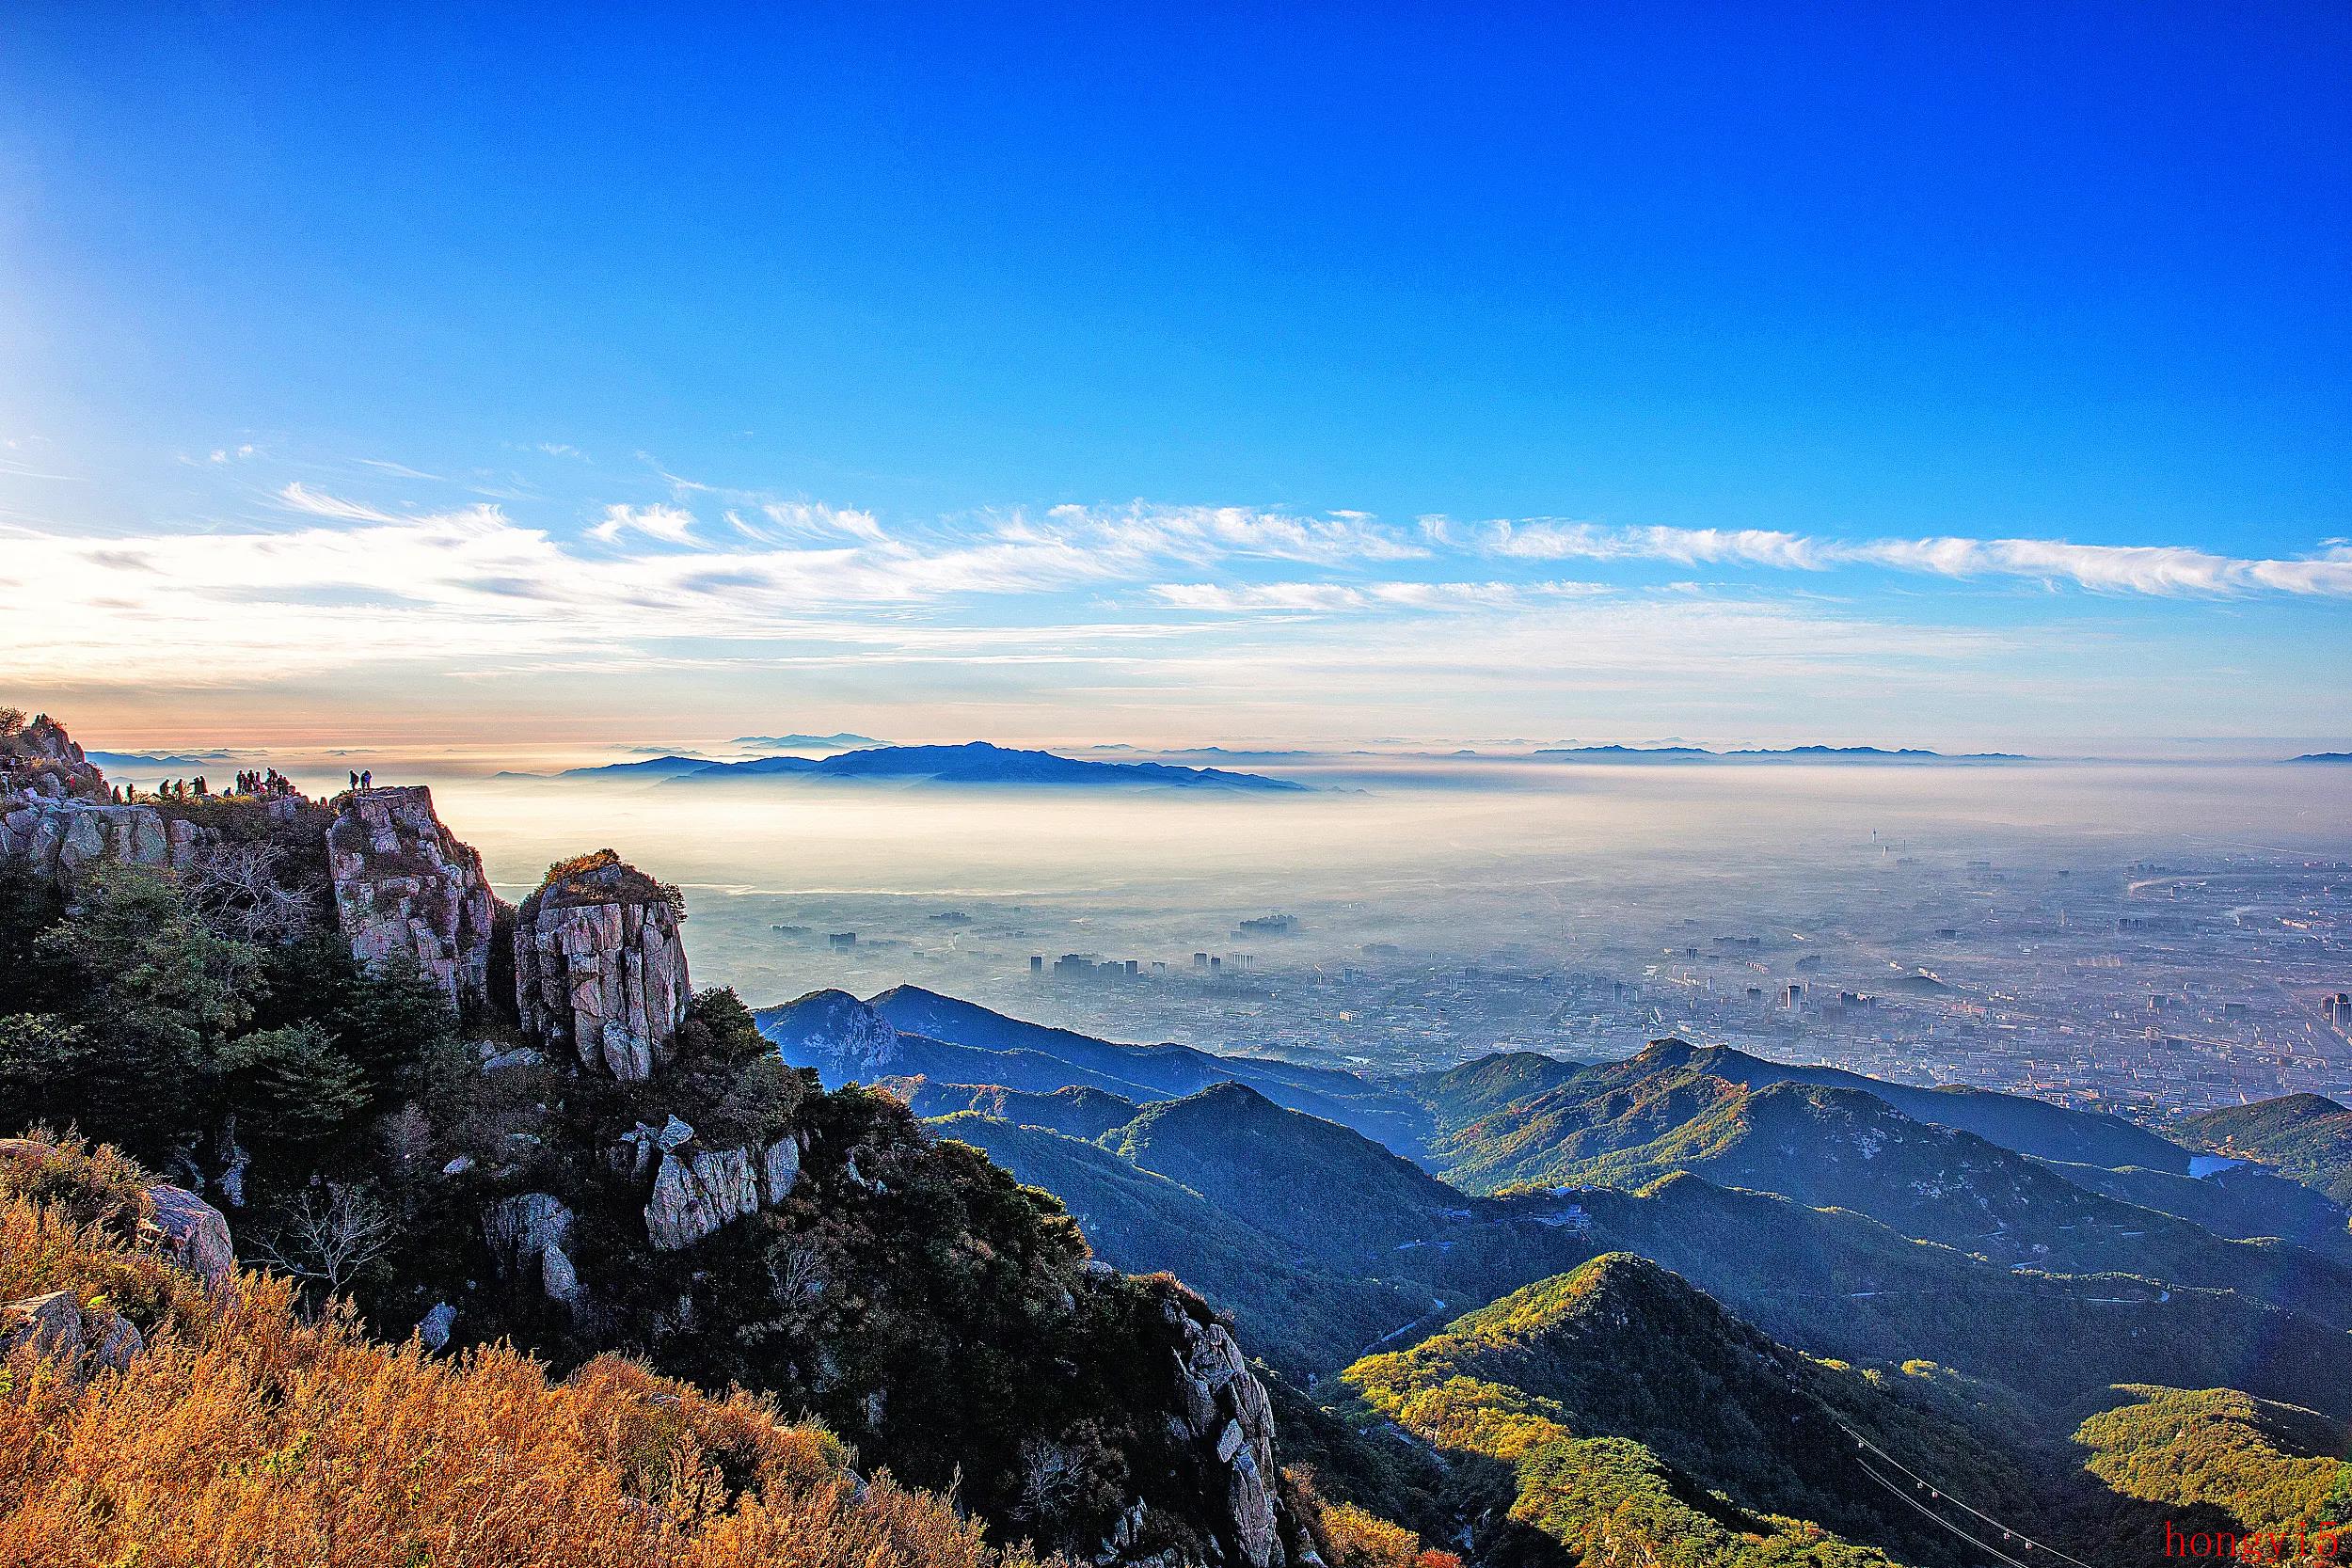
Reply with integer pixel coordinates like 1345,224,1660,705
326,785,501,1012
0,715,208,885
0,712,109,801
483,1191,581,1307
515,849,689,1082
0,1290,145,1382
0,797,204,883
1164,1304,1289,1568
629,1117,803,1251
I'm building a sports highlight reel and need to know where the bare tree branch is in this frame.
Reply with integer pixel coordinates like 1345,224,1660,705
248,1181,397,1292
186,839,316,942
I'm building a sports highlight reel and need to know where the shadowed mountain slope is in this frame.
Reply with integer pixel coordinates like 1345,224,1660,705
1343,1253,2053,1568
1434,1063,2352,1330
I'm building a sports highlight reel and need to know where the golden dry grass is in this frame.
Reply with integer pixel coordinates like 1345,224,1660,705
0,1168,1054,1568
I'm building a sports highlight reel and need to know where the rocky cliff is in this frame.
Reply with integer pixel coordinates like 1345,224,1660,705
620,1115,803,1251
0,711,109,802
0,715,208,885
326,785,502,1012
2,719,1326,1568
515,849,689,1081
0,797,205,884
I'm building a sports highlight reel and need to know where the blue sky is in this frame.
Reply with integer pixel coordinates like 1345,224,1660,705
2,4,2346,752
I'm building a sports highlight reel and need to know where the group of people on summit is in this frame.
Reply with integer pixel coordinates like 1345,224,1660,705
115,765,352,805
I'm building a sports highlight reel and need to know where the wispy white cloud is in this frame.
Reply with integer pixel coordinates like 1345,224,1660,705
358,457,442,479
587,501,701,546
7,470,2343,746
1152,579,1606,613
1035,501,1426,568
751,501,890,545
1473,519,2352,598
279,482,397,522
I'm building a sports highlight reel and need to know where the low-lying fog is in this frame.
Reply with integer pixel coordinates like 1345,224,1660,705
313,758,2342,1073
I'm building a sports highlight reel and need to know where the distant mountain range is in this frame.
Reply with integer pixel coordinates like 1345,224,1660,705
2290,752,2352,763
755,986,2352,1418
673,741,1309,791
500,741,1308,790
732,732,882,749
85,748,244,769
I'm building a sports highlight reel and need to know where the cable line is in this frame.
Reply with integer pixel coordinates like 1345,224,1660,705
1854,1456,2038,1568
1837,1421,2099,1568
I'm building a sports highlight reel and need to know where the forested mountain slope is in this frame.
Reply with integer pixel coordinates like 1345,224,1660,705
1343,1254,2056,1568
2180,1094,2352,1206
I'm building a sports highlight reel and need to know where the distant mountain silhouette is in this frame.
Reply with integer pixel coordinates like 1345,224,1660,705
675,741,1310,791
731,732,882,749
494,753,717,780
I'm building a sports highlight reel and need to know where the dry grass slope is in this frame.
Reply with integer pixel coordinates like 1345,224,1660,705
0,1140,1056,1568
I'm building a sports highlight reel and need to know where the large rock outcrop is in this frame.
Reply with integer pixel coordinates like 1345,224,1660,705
483,1191,581,1307
0,798,204,884
623,1117,803,1251
0,712,109,801
1164,1303,1291,1568
327,786,501,1012
142,1183,238,1292
0,716,213,884
0,1291,144,1383
515,850,689,1082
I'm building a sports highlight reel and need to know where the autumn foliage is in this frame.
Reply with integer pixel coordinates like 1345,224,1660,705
0,1144,1055,1568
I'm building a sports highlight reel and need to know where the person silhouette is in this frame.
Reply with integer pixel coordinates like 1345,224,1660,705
349,769,359,789
360,768,373,789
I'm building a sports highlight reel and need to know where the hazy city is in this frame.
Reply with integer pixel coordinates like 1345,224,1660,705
103,743,2345,1122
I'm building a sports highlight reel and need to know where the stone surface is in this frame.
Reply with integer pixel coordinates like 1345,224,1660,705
1,1291,144,1386
483,1192,574,1279
483,1191,583,1307
515,853,689,1082
1168,1311,1286,1568
88,1311,144,1373
540,1243,581,1305
760,1137,802,1204
644,1135,801,1251
0,799,207,886
0,714,109,802
326,786,501,1013
142,1184,236,1292
1,1291,83,1362
482,1046,548,1073
418,1301,457,1351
